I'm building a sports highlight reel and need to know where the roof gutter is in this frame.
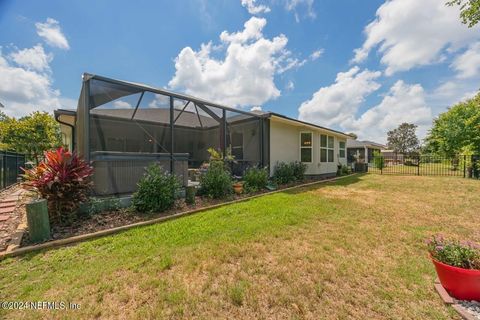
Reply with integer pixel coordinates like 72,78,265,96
269,113,351,138
54,110,76,151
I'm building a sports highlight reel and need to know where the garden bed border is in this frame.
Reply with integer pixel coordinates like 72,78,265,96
0,174,357,260
434,278,478,320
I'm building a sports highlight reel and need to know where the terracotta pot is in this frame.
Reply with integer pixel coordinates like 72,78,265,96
233,183,243,194
431,257,480,301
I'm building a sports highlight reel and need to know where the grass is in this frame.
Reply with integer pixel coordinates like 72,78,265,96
1,174,479,319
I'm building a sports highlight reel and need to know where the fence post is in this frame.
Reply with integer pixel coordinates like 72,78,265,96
2,151,6,189
463,155,466,178
417,155,420,176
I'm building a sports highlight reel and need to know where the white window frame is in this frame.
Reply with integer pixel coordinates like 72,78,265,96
320,134,335,163
299,131,313,163
339,140,346,158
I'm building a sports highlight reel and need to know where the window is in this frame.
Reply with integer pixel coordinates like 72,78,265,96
339,141,346,158
300,132,312,163
320,134,335,162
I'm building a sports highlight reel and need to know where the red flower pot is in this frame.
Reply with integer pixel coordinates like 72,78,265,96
431,257,480,301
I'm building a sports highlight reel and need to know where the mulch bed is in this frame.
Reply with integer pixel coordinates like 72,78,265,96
20,176,335,247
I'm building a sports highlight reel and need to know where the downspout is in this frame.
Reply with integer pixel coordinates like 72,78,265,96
54,114,76,152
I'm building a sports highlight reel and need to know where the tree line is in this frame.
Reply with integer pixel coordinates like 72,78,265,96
0,111,63,164
385,92,480,156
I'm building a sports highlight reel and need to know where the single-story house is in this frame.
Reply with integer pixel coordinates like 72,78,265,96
55,73,350,195
346,139,385,164
380,149,406,165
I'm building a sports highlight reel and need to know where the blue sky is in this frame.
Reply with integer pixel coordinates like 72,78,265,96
0,0,479,142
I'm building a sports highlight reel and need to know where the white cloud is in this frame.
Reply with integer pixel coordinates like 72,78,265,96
298,66,435,142
35,18,70,50
285,80,295,91
451,42,480,79
169,17,300,107
298,66,381,127
220,17,266,43
352,0,480,75
148,94,170,108
429,80,479,110
0,47,62,118
241,0,271,15
285,0,316,22
250,106,262,111
346,81,432,142
9,44,52,72
309,48,324,61
113,100,133,109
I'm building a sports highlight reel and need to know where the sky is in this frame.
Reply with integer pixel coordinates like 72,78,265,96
0,0,479,143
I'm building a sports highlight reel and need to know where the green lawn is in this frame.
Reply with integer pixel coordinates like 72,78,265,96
1,174,479,319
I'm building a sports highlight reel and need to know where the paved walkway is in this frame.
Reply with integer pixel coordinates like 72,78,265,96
0,187,25,251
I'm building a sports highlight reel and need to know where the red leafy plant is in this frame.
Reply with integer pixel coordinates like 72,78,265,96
23,147,93,224
426,235,480,270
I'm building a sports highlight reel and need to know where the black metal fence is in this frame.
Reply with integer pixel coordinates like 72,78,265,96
0,151,26,190
361,154,480,178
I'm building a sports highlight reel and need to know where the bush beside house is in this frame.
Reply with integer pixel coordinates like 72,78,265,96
132,164,180,213
273,161,307,185
243,167,269,193
199,161,233,199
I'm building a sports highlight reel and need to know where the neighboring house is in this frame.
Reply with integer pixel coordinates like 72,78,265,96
380,149,406,165
55,73,349,195
346,139,385,164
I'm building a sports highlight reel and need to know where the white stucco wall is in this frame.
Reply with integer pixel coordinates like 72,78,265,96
269,118,347,176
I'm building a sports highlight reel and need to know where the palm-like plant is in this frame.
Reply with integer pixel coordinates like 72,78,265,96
23,147,93,224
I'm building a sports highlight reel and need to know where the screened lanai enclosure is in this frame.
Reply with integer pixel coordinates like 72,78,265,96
75,74,268,195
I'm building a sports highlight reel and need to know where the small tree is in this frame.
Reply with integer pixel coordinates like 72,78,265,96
0,111,62,163
425,92,480,156
387,123,420,155
373,150,385,170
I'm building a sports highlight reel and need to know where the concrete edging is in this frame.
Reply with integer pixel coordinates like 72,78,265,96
0,174,357,260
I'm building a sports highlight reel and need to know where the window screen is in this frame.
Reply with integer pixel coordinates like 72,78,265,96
300,132,312,163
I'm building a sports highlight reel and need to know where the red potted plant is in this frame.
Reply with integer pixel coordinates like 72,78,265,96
426,235,480,301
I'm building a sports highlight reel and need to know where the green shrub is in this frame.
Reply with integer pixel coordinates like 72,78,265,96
200,162,233,198
243,167,269,193
273,162,294,184
291,161,307,181
373,151,385,170
273,161,306,184
337,164,350,176
426,235,480,269
132,164,180,213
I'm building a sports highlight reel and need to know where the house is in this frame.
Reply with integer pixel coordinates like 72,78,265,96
346,139,385,164
55,73,350,195
380,149,406,165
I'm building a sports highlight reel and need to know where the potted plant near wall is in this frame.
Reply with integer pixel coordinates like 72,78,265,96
426,235,480,301
232,181,244,194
